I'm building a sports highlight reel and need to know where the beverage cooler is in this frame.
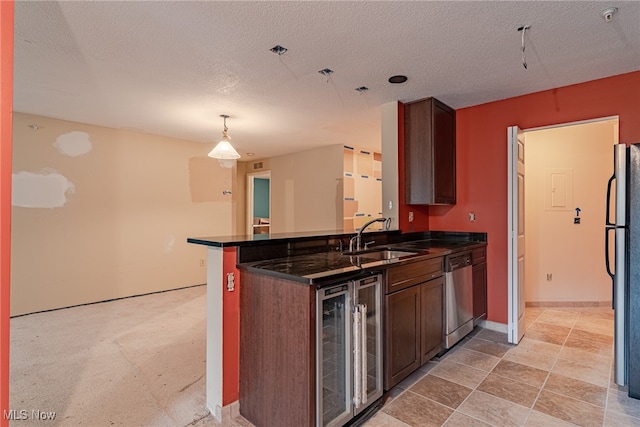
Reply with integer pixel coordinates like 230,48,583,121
316,274,383,426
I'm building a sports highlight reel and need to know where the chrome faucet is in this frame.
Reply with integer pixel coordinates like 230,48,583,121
349,217,389,252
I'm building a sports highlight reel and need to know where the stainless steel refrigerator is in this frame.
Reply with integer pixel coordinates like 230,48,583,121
606,143,640,397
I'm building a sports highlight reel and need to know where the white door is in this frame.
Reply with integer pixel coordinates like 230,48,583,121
508,126,526,344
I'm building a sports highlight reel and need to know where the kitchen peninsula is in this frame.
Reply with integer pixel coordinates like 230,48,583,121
187,229,486,425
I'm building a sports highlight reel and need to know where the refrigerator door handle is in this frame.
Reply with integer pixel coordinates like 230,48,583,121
605,226,616,309
606,174,616,226
605,226,615,280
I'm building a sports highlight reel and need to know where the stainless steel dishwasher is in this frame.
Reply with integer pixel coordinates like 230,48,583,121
444,252,474,349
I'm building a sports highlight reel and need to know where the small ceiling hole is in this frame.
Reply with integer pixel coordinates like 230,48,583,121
270,45,288,55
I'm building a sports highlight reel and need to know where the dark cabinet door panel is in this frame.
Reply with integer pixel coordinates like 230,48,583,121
421,276,445,364
404,97,456,205
433,102,456,204
384,286,421,389
472,262,487,322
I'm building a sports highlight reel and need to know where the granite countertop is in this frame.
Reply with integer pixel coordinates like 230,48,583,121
187,230,487,285
239,239,486,285
187,229,360,248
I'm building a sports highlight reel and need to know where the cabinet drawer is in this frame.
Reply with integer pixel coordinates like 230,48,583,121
472,247,486,265
386,257,443,294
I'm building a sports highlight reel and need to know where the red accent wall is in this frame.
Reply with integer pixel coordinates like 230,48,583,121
417,71,640,324
222,248,240,405
0,1,13,425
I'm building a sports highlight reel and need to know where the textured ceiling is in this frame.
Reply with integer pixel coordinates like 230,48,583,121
13,1,640,159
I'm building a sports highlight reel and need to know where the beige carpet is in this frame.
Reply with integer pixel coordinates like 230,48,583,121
10,285,211,426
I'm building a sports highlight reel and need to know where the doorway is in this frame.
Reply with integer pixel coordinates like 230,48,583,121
246,171,271,235
508,117,619,341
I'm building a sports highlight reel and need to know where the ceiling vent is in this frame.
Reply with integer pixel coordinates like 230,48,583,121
253,162,264,170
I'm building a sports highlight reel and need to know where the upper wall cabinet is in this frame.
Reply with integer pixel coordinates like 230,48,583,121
404,97,456,205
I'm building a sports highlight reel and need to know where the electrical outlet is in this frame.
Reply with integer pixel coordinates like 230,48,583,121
408,211,414,222
199,259,205,267
547,273,552,281
227,273,235,291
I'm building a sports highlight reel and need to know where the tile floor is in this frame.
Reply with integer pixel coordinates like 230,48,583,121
216,306,640,427
363,306,640,427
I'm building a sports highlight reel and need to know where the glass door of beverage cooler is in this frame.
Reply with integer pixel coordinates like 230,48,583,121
353,275,383,416
317,283,352,427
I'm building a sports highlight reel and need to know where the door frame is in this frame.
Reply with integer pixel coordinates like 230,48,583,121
246,171,271,235
506,116,619,342
507,126,525,344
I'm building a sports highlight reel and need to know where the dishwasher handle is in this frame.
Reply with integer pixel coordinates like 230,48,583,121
449,254,472,270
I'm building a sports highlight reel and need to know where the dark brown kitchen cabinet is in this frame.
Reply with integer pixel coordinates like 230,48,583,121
385,285,421,389
421,275,445,364
404,97,456,205
472,247,487,325
384,256,445,390
239,271,316,427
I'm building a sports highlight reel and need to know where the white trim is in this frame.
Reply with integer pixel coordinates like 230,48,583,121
215,400,240,423
524,115,619,132
477,319,508,334
507,126,518,343
246,171,271,235
381,102,399,230
206,247,224,420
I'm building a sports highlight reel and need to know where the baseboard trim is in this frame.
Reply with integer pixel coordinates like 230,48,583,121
525,301,611,308
206,400,240,423
478,319,507,333
11,283,206,318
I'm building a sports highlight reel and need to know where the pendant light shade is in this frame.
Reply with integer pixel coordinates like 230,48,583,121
208,115,241,160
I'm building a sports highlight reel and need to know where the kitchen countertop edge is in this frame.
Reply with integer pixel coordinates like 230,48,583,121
238,241,487,285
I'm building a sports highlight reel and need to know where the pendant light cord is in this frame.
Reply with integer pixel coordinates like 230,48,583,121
518,25,530,70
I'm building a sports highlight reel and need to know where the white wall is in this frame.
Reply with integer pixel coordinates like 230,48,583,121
269,145,344,233
381,102,399,230
524,119,618,304
11,113,235,315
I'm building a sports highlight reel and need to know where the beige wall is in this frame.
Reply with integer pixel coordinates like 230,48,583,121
235,160,248,235
11,113,235,315
524,119,618,303
268,145,344,233
343,146,382,232
237,144,384,235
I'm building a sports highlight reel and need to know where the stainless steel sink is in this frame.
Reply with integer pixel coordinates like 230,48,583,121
342,249,418,260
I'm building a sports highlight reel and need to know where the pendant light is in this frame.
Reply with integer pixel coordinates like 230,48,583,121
208,114,241,159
